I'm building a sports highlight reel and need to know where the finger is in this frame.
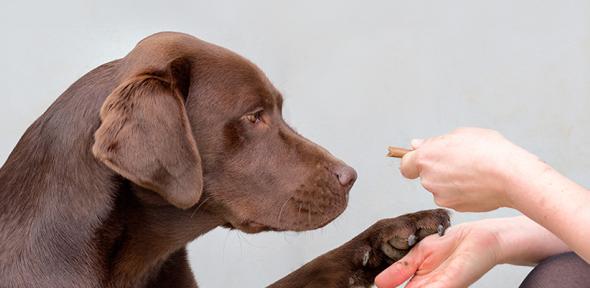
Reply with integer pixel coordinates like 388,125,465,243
405,266,451,288
400,150,420,179
410,138,425,149
405,275,429,288
375,249,424,288
405,262,459,288
406,279,444,288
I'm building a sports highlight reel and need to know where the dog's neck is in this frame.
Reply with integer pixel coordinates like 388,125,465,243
0,63,122,279
0,61,224,286
104,185,223,286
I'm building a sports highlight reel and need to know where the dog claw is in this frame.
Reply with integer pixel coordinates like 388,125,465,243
407,234,417,247
437,224,445,236
362,250,370,266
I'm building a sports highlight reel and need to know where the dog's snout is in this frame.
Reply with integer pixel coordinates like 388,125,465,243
333,165,357,187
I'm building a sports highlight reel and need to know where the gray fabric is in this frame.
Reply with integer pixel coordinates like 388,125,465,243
520,252,590,288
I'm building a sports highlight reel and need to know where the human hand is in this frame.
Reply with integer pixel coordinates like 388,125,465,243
374,221,501,288
400,127,543,212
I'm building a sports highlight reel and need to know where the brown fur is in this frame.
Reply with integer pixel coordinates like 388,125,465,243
0,32,449,287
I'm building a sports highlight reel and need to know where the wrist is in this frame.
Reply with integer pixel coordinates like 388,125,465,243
460,217,534,265
482,217,521,265
461,218,509,265
498,150,550,209
487,216,569,266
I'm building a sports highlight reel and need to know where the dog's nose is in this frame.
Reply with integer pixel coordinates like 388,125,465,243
334,165,357,187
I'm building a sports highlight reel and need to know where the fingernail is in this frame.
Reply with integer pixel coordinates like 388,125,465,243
437,224,445,236
411,138,425,149
408,234,417,246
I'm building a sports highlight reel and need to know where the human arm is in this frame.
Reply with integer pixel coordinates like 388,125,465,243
399,127,590,262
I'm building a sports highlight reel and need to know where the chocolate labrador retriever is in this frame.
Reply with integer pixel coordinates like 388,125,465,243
0,32,450,288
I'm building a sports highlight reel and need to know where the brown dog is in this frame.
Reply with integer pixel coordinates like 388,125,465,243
0,32,449,288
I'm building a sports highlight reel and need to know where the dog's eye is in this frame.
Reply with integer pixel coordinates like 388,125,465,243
245,110,263,124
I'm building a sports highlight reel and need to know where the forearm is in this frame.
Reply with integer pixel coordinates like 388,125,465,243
489,216,569,266
505,161,590,263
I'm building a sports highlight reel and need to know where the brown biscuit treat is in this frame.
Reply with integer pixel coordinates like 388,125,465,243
386,146,411,158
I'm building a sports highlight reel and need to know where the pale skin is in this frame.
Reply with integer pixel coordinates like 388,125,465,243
375,128,590,288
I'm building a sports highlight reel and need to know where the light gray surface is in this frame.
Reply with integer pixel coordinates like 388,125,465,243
1,1,589,287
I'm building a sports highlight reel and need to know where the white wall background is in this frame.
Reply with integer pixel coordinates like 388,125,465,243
1,1,589,287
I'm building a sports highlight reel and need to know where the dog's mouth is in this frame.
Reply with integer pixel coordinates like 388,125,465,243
222,189,350,234
223,220,289,234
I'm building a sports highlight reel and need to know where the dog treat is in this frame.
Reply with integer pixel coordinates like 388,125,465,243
386,146,411,158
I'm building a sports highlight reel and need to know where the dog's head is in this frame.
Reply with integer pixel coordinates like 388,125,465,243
92,32,356,233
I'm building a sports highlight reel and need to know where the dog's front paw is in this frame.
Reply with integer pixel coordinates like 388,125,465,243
348,209,451,287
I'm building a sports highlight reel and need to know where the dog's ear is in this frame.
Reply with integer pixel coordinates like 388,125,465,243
92,58,202,209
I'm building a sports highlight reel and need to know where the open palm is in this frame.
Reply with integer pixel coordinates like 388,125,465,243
375,223,500,288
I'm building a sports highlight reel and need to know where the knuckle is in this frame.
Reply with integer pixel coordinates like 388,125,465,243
401,156,420,179
452,127,466,133
433,197,449,207
414,151,424,165
453,204,471,212
414,153,427,172
400,166,412,179
421,179,435,192
452,127,473,134
490,129,503,138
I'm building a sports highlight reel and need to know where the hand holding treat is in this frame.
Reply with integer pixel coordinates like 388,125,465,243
388,127,542,212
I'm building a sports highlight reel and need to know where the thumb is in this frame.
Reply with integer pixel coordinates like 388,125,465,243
400,150,420,179
375,249,424,288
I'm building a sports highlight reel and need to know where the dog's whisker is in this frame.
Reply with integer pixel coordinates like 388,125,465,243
236,231,263,248
307,203,312,228
222,229,232,263
276,196,293,228
190,196,212,219
236,230,245,256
